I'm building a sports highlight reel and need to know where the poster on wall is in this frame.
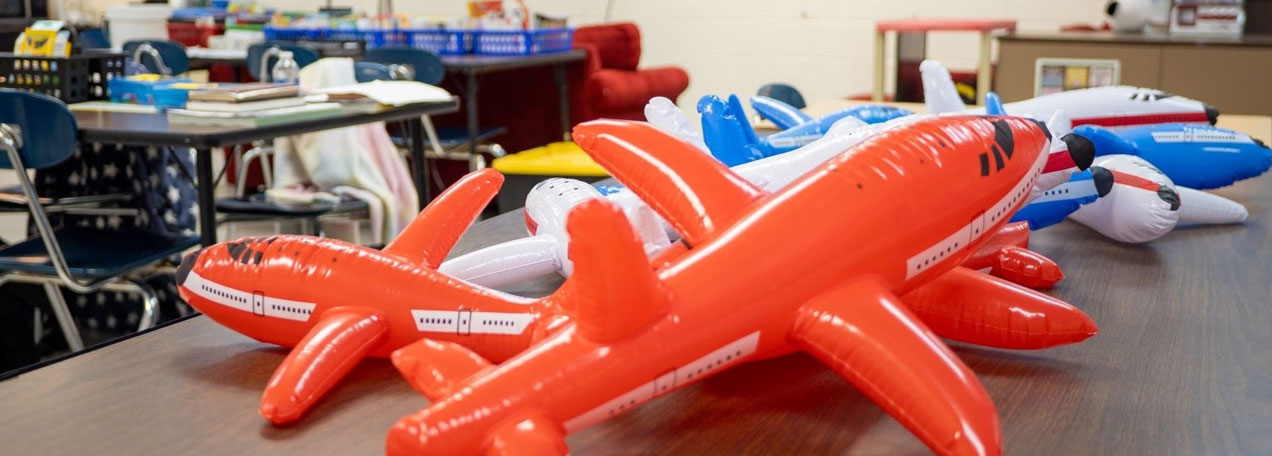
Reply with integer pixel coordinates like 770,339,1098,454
1034,58,1121,96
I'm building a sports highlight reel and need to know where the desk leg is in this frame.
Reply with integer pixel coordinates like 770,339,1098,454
977,31,992,105
465,72,480,158
195,147,217,247
873,30,886,102
553,62,571,141
408,118,430,203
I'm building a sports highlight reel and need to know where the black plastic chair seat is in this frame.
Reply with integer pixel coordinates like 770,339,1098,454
0,185,133,210
0,227,199,279
215,194,369,218
392,126,507,150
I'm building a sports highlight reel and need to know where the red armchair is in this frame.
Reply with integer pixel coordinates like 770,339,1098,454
572,22,690,122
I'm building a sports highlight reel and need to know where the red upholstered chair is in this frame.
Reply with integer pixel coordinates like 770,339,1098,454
572,22,690,122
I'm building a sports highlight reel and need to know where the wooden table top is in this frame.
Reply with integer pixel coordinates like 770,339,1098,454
1,114,1270,455
72,98,459,149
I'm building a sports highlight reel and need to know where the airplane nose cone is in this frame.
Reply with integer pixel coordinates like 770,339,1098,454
1205,104,1220,125
1061,133,1096,171
176,248,202,286
1089,166,1115,197
1157,186,1181,210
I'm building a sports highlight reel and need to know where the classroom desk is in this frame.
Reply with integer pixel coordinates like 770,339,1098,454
2,109,1270,454
440,50,587,154
73,98,459,247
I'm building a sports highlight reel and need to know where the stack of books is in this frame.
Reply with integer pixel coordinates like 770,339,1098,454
167,83,342,127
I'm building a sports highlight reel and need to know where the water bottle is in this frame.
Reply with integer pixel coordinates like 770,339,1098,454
270,51,300,84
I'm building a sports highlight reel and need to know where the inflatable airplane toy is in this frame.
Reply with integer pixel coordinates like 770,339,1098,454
750,94,913,130
691,94,911,165
1075,123,1272,190
1068,154,1248,243
442,109,1090,290
386,116,1088,456
175,170,569,425
921,59,1218,128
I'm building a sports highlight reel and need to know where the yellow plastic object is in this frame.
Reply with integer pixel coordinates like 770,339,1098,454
491,141,609,177
15,21,73,57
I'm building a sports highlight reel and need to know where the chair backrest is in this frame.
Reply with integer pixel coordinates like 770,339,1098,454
756,83,807,110
246,43,321,82
0,89,78,170
354,61,393,83
573,22,642,71
361,47,445,84
122,39,190,75
78,28,111,50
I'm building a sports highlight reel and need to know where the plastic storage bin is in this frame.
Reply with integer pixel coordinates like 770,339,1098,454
262,26,326,41
0,52,126,102
327,29,402,49
108,77,193,108
167,22,225,47
473,28,573,55
402,29,472,55
105,5,173,51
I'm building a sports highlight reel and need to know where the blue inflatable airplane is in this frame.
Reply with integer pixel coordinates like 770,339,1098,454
1074,123,1272,190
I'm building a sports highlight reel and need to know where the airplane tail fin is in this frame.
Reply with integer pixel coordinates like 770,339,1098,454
1175,186,1249,225
984,91,1006,115
383,168,503,268
698,94,766,166
750,94,812,130
544,199,671,343
643,96,709,152
920,60,968,114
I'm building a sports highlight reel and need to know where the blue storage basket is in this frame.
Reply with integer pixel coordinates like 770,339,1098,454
263,26,326,41
327,29,403,49
403,29,472,55
473,28,573,55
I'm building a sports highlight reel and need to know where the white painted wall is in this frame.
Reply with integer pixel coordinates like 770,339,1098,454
80,0,1112,111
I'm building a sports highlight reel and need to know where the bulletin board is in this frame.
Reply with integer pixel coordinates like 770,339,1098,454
1034,58,1121,96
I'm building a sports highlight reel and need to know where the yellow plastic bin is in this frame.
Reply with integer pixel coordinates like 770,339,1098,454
491,141,609,211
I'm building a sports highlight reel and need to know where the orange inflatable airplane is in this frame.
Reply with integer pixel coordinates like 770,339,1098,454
385,117,1091,456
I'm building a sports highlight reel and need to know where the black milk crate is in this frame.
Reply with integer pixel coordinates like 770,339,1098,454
0,52,126,103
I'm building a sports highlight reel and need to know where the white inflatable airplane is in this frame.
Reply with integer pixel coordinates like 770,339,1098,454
1069,155,1248,243
921,59,1218,128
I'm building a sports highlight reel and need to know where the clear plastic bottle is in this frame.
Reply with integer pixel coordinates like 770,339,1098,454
270,51,300,83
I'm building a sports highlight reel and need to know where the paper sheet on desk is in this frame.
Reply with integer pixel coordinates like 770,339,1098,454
308,81,453,106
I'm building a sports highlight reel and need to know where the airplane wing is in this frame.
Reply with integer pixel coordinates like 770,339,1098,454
391,338,493,401
788,277,1000,456
260,307,389,424
383,168,503,268
750,95,812,130
573,120,765,247
901,267,1097,349
438,235,562,288
920,60,968,114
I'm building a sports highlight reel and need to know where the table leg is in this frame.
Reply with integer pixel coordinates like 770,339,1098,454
195,147,217,247
553,62,571,141
465,71,480,158
977,31,993,105
408,118,430,203
873,30,886,102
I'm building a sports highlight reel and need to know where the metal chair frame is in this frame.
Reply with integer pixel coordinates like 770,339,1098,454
0,124,163,351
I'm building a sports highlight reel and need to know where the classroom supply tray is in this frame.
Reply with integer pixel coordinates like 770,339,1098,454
473,28,573,55
401,29,472,55
264,26,402,50
0,52,126,103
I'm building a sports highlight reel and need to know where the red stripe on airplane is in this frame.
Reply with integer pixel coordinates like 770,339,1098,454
1072,112,1210,127
1043,149,1076,173
1109,170,1163,192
